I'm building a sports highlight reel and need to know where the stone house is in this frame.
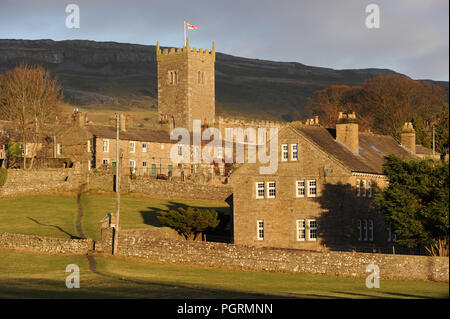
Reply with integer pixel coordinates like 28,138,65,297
230,112,420,252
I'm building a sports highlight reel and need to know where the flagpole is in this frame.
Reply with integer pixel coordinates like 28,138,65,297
184,20,186,46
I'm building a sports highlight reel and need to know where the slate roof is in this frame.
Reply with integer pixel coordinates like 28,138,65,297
86,125,176,144
291,125,419,175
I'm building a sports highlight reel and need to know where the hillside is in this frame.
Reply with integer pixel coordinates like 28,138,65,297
0,39,447,122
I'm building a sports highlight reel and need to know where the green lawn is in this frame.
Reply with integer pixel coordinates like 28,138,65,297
0,192,231,240
0,249,447,299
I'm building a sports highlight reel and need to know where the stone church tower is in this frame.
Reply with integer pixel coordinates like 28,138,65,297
156,38,215,132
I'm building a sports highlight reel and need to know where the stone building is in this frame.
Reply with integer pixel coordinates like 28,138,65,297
230,112,420,252
157,38,215,132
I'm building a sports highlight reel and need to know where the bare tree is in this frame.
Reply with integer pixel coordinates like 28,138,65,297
0,64,63,169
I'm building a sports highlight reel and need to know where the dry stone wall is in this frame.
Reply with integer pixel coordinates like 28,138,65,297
0,232,94,254
101,228,449,282
0,167,83,197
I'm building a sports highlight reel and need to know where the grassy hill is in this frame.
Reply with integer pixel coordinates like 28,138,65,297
0,39,448,123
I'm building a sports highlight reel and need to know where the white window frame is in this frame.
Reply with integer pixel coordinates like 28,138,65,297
267,181,276,199
307,180,317,197
103,139,109,153
256,182,265,199
368,180,372,198
291,144,298,161
57,143,62,155
102,159,109,167
257,220,264,241
296,219,306,241
356,179,361,197
308,219,317,241
281,144,288,161
362,180,367,197
142,143,147,153
296,180,305,198
130,141,136,153
87,140,91,153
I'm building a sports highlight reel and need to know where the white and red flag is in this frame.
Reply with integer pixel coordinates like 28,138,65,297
186,23,199,30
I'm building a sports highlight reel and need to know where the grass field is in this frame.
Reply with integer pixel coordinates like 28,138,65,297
0,192,231,240
0,249,448,299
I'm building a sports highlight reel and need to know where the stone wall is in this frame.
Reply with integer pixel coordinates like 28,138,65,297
0,167,84,197
0,232,94,254
88,171,232,201
100,228,449,282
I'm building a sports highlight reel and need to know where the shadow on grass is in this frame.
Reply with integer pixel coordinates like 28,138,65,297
0,277,296,299
139,201,232,242
26,217,82,239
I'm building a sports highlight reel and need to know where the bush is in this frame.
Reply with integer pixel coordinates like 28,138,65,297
157,207,220,240
0,168,7,186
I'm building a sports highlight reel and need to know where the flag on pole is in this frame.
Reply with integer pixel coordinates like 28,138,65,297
187,23,199,30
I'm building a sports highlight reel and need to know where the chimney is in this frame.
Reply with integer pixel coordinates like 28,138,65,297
336,111,359,154
314,115,319,125
400,122,416,154
119,114,127,132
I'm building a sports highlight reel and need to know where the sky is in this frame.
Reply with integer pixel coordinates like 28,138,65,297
0,0,448,81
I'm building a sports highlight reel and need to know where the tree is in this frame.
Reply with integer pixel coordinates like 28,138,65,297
435,106,449,155
0,64,63,169
157,207,220,240
374,155,449,256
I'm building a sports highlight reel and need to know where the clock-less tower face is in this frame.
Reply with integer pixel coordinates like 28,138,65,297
156,39,215,132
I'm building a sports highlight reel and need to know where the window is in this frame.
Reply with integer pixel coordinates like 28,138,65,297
363,219,368,241
102,159,109,168
281,144,288,161
143,161,148,174
130,141,135,153
357,219,362,241
256,182,265,199
356,179,361,197
291,144,298,161
225,128,233,142
103,139,109,153
129,160,136,174
307,180,317,197
296,220,306,241
142,143,147,153
267,181,276,199
169,70,178,84
386,225,397,243
257,220,264,241
362,180,367,197
296,180,305,198
57,143,62,155
308,220,317,241
358,219,374,242
87,140,92,153
368,180,372,198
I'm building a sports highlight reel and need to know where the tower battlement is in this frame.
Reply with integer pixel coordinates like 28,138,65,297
156,39,215,62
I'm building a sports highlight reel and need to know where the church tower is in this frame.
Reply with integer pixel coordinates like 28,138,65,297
156,38,215,132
